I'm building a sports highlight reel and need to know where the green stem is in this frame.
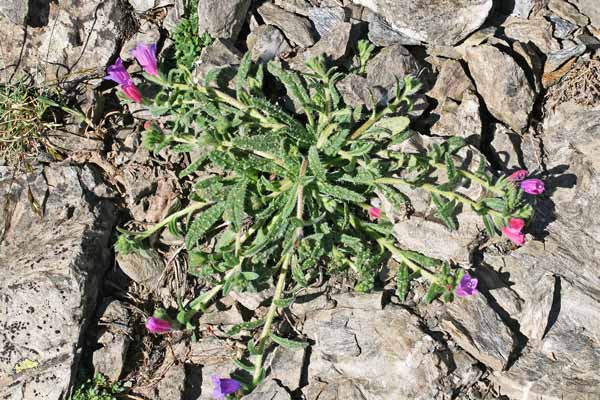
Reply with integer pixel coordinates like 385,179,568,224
136,201,209,239
430,161,504,196
378,238,437,282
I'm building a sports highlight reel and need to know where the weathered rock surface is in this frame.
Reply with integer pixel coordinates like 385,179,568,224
489,123,523,170
92,300,131,382
115,249,164,290
246,24,291,63
307,7,348,37
544,44,587,73
258,3,317,48
197,0,250,42
363,11,421,46
465,45,536,132
366,43,420,102
503,17,560,54
192,38,242,86
0,0,130,82
428,59,475,104
336,73,386,109
548,0,590,27
431,90,482,146
571,0,600,28
0,165,115,399
351,0,493,45
290,22,355,71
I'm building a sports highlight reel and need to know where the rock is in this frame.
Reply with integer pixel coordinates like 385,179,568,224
307,7,348,37
0,165,115,399
257,3,317,48
92,300,131,382
549,15,578,39
273,0,311,16
197,0,250,42
267,346,306,390
506,0,536,18
302,292,481,399
503,17,560,55
229,288,274,311
548,0,589,27
364,12,421,46
465,45,535,132
289,22,355,71
366,44,421,103
129,0,156,13
431,90,482,146
187,337,238,399
543,44,587,73
192,38,242,86
0,0,27,24
198,297,244,328
241,379,290,400
512,40,544,93
335,73,386,109
570,0,600,29
156,359,186,400
350,0,493,45
163,0,185,33
440,293,515,371
120,21,161,62
428,59,475,104
489,123,523,170
246,25,291,63
115,249,164,289
0,0,129,83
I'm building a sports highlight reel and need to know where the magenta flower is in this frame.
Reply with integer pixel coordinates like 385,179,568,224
212,375,241,399
131,43,159,76
368,207,381,220
507,169,528,182
520,178,545,195
121,83,143,103
456,273,478,297
501,218,526,246
105,58,143,103
145,317,172,334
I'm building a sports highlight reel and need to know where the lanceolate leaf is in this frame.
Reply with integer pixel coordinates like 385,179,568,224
226,179,247,232
185,202,226,249
317,182,366,203
308,146,327,180
270,333,309,349
396,263,410,302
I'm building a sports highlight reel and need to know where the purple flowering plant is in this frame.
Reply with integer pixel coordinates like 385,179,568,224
113,41,545,396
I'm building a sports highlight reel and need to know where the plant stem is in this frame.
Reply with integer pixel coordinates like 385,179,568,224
378,238,437,281
136,201,209,239
430,161,504,196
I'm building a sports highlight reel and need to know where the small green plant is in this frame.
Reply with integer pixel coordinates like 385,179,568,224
171,0,214,69
0,80,62,164
356,39,376,75
116,47,536,395
72,374,126,400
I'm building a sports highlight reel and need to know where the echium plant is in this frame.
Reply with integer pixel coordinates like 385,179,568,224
115,43,537,396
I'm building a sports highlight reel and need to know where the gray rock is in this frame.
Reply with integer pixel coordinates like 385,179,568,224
431,90,482,146
489,123,523,170
257,3,317,48
428,59,475,103
0,165,115,399
512,40,544,93
92,301,131,382
307,7,348,37
187,337,238,399
115,249,164,289
0,0,27,24
129,0,156,13
0,0,127,83
156,360,186,400
465,45,536,132
544,44,587,73
229,288,274,311
503,16,560,55
366,43,420,103
289,22,355,71
246,25,291,63
549,15,578,39
120,21,161,62
192,38,242,86
273,0,312,16
335,73,386,109
365,12,421,46
548,0,589,27
507,0,536,18
570,0,600,28
197,0,250,42
350,0,493,45
267,346,306,390
441,293,515,371
241,379,290,400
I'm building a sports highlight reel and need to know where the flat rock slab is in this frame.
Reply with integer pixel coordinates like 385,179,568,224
0,165,115,399
197,0,250,42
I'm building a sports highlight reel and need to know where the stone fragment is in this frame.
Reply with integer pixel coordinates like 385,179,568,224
120,21,161,62
129,0,156,13
0,165,115,399
428,59,475,103
187,337,238,399
544,44,587,73
512,40,544,93
197,0,250,42
548,0,589,27
229,288,274,311
307,7,348,37
0,0,27,24
431,90,482,146
366,43,420,102
192,38,242,86
570,0,600,28
335,73,386,109
549,15,578,39
92,300,131,382
241,379,290,400
503,17,560,54
507,0,536,18
246,25,291,63
156,359,186,400
273,0,311,16
465,45,535,132
257,3,317,48
290,22,355,70
115,249,164,289
365,12,421,46
350,0,493,45
489,123,523,170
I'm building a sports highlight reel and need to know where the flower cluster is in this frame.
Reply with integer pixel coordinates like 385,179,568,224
104,43,158,103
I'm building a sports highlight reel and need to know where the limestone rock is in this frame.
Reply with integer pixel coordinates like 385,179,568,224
503,17,560,55
115,249,164,289
549,15,578,39
0,0,27,24
431,90,482,146
366,43,420,102
246,25,291,63
544,44,587,73
257,3,317,48
336,73,386,109
465,45,536,132
307,7,348,37
350,0,493,45
0,165,115,399
428,59,475,104
92,300,131,382
570,0,600,29
489,123,523,170
241,379,290,400
197,0,250,42
548,0,590,27
365,12,421,46
192,38,242,86
290,22,355,71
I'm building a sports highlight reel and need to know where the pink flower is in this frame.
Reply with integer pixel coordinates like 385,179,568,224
501,218,526,246
368,207,381,220
131,43,159,76
121,83,143,103
105,57,133,86
456,273,478,297
507,169,528,182
145,317,172,334
212,376,241,399
520,178,545,195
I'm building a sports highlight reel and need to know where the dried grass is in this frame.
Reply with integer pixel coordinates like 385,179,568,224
545,59,600,110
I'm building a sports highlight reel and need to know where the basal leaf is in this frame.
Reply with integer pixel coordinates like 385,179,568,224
185,202,226,249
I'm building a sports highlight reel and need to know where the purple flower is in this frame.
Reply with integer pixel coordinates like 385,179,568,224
507,169,528,182
145,317,172,334
131,43,159,76
105,58,133,86
456,273,478,297
520,178,545,195
212,375,241,400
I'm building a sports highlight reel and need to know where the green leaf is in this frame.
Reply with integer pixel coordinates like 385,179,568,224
270,333,309,349
424,283,446,304
431,193,458,231
273,297,295,308
308,146,327,180
373,116,410,134
483,214,497,237
247,339,260,355
445,153,457,181
226,179,247,232
241,271,260,281
179,154,207,178
317,182,366,203
232,358,255,373
185,202,226,249
396,263,410,302
236,53,252,99
226,319,265,336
